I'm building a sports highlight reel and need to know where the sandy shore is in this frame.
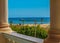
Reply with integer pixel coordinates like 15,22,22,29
40,24,50,28
11,24,50,28
24,24,49,28
10,24,50,31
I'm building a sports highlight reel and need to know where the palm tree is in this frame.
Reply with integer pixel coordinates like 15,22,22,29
10,21,13,26
40,18,44,24
21,19,24,26
34,20,37,37
21,19,26,34
34,20,37,25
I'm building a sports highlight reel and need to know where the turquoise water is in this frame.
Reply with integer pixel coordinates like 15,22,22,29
8,17,50,24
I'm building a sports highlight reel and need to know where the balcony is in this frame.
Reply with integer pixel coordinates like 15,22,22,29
0,0,60,43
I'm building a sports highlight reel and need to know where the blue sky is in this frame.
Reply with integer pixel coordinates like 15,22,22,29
8,0,50,18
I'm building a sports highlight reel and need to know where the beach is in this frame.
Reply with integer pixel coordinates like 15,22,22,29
11,24,50,30
9,17,50,31
11,24,50,27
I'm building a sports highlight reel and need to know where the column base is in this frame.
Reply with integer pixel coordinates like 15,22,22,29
0,23,13,33
44,38,60,43
0,27,13,33
0,24,13,43
44,28,60,43
44,35,60,43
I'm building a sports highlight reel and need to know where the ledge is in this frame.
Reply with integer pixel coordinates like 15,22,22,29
2,32,44,43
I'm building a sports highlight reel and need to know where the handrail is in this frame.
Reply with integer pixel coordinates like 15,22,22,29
2,32,43,43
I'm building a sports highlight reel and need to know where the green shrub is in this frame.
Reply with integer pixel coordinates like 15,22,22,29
10,24,48,39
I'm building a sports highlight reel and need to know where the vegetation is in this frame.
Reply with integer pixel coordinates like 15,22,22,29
10,24,48,39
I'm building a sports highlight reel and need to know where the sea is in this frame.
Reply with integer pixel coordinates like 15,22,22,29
8,17,50,24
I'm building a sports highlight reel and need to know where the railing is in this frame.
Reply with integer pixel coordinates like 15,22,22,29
2,32,43,43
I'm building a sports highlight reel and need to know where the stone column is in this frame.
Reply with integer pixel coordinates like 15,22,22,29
0,0,12,33
44,0,60,43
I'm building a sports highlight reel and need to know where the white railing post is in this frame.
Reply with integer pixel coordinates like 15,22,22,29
44,0,60,43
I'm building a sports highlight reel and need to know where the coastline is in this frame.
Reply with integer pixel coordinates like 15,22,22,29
10,24,50,28
10,24,50,32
